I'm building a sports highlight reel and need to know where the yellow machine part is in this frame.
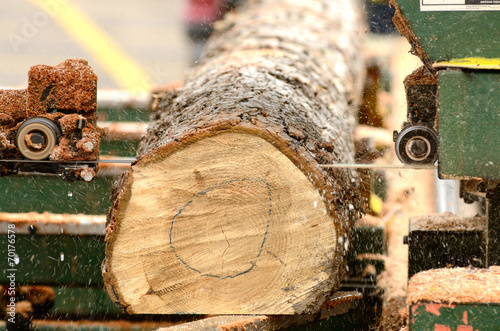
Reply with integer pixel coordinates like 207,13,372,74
434,57,500,70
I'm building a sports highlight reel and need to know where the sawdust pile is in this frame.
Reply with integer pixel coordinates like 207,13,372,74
407,266,500,305
410,212,486,232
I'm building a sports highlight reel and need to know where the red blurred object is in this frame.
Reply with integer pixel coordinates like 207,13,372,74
185,0,223,25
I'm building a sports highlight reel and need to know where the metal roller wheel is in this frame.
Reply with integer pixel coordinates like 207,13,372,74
395,125,438,165
15,117,61,160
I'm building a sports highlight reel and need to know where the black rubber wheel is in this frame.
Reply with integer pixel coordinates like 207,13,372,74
395,125,438,165
15,117,61,160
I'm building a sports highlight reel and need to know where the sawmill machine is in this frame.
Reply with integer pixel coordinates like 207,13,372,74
0,59,104,181
390,0,499,329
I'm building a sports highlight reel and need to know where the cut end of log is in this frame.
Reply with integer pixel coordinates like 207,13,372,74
104,131,344,314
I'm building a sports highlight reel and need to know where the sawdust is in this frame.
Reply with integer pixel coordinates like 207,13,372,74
0,59,100,163
50,113,101,161
359,62,385,127
407,266,500,305
156,316,268,331
403,66,437,90
27,58,97,115
409,212,486,232
0,90,28,124
375,296,407,331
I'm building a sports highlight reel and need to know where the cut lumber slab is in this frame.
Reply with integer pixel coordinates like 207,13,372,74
156,291,363,331
103,0,366,315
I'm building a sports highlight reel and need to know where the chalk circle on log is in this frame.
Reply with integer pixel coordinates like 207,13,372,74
104,131,341,314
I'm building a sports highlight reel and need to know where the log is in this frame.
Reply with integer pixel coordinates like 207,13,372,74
103,0,366,315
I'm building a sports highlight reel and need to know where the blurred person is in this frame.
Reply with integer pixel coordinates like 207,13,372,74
184,0,222,64
184,0,243,64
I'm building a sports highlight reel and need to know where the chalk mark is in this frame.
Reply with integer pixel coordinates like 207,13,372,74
169,178,273,279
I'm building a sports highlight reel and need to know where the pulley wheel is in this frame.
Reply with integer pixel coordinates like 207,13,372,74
15,117,61,160
395,125,438,165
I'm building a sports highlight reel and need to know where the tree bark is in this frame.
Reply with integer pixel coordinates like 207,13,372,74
103,0,366,315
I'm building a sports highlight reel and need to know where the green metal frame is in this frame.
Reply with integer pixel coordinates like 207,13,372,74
438,69,500,180
100,139,140,158
392,0,500,62
98,106,150,123
0,175,116,215
0,234,105,286
49,287,123,317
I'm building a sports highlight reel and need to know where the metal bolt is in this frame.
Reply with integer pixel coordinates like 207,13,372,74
393,130,399,142
25,132,46,150
408,138,428,159
406,136,431,161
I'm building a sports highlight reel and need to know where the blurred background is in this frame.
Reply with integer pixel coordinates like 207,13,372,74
0,0,396,91
4,2,485,330
0,0,189,91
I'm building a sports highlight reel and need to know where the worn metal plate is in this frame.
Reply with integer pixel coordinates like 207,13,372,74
393,0,500,62
438,69,500,180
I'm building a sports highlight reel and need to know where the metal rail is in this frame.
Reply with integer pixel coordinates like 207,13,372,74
0,158,136,164
2,159,438,170
319,163,437,170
